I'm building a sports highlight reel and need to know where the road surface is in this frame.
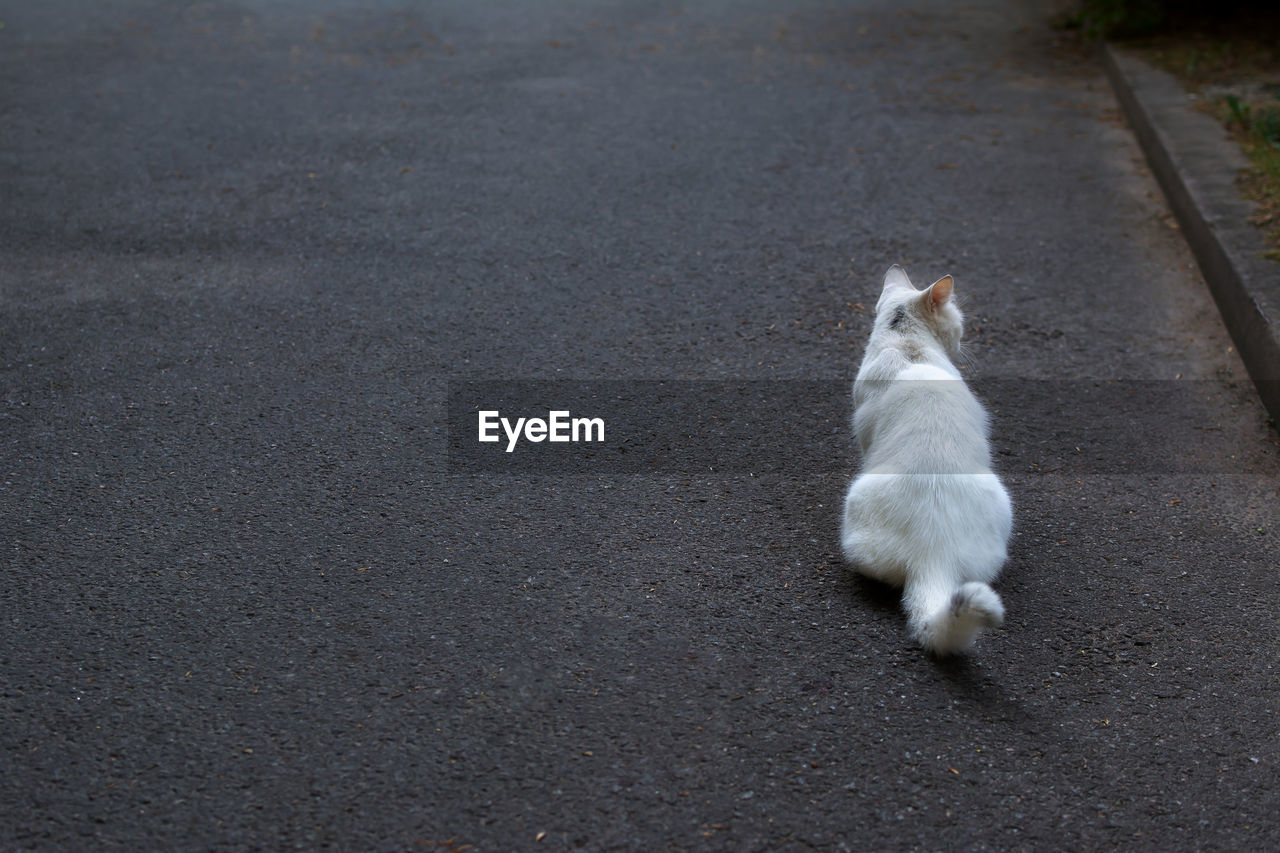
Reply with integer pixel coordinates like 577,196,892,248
3,1,1278,849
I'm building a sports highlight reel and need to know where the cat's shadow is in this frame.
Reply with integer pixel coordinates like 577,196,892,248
843,571,901,619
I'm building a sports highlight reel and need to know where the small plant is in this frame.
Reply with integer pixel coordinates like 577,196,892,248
1221,94,1280,155
1254,106,1280,151
1225,93,1251,128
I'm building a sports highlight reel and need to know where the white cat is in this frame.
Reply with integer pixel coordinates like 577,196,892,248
840,265,1012,654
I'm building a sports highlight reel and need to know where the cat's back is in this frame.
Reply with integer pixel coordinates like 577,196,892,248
855,359,990,471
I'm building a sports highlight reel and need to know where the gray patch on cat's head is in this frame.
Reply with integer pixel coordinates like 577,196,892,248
872,289,965,361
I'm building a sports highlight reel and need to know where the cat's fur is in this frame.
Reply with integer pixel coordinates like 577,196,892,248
840,265,1012,654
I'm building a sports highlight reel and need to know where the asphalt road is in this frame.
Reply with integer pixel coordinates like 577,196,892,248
3,1,1278,850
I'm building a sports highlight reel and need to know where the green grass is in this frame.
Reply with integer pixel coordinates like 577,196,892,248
1130,35,1280,259
1058,3,1280,257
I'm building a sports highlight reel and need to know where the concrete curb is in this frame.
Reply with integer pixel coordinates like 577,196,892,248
1101,44,1280,425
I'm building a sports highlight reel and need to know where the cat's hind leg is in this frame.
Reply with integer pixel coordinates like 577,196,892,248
840,480,905,586
839,499,911,584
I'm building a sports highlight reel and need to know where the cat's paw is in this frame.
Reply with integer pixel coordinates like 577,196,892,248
922,582,1004,654
953,581,1004,628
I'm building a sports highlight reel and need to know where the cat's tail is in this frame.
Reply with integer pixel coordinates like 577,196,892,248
903,577,1004,655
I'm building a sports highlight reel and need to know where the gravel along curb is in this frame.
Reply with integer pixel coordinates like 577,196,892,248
1102,44,1280,426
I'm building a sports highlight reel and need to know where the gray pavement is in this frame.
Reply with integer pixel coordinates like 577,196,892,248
3,1,1279,850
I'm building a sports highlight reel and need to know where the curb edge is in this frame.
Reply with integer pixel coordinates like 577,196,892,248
1101,43,1280,426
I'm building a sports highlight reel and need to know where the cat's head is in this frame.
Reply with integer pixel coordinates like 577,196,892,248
873,265,963,359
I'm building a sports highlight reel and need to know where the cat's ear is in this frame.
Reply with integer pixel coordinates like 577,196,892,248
882,265,914,293
923,274,953,309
